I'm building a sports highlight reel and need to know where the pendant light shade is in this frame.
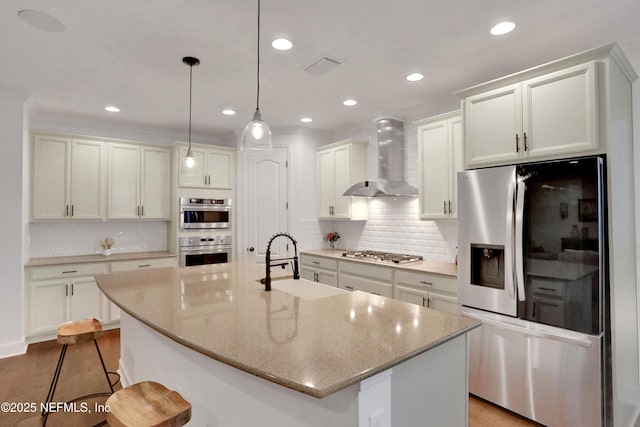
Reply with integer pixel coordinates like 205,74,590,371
240,0,272,152
183,56,200,169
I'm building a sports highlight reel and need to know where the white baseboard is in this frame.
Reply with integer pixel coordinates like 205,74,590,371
0,338,27,359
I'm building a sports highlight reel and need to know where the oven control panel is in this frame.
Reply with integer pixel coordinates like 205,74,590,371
179,235,232,247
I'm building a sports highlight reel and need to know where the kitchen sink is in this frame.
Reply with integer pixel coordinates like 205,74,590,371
256,277,346,300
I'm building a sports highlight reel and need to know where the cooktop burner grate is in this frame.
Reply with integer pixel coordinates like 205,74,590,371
341,250,423,264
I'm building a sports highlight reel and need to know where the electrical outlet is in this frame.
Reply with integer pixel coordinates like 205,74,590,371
369,410,383,427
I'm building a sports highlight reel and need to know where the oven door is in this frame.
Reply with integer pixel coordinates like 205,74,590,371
180,245,232,267
180,206,231,230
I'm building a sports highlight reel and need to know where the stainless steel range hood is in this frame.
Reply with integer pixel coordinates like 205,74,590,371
343,118,418,197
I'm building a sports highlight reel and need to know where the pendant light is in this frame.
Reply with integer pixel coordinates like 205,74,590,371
182,56,200,169
240,0,272,152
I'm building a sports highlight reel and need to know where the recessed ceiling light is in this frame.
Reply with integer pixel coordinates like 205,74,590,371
272,38,293,51
105,106,120,113
343,99,358,106
406,73,424,82
222,109,236,116
490,21,516,36
300,117,313,123
18,9,65,32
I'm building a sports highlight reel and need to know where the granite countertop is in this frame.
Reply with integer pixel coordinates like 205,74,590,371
95,261,478,398
25,251,177,267
301,249,458,277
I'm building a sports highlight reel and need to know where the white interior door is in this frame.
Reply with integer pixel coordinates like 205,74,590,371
245,147,289,264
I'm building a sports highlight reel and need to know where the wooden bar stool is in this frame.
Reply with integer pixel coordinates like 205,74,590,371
105,381,191,427
42,318,117,425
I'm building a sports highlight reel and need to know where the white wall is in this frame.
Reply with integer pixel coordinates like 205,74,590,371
0,88,29,357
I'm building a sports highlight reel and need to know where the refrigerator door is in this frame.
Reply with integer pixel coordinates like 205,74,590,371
462,307,602,427
517,156,604,334
458,166,518,316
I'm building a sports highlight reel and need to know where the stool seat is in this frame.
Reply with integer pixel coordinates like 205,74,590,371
106,381,192,427
57,318,104,345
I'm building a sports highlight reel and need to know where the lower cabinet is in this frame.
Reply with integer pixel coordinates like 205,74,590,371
26,256,177,339
394,270,459,314
338,261,394,298
300,254,338,287
28,263,108,335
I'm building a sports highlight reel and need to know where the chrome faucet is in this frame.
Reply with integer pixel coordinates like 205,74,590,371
264,232,299,291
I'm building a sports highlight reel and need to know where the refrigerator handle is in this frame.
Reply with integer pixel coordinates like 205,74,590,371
514,175,526,302
505,173,515,300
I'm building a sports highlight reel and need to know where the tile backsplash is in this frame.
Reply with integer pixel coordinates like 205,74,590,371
314,198,458,262
28,221,168,258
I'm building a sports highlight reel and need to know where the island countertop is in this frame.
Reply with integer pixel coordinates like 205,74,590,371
95,261,479,398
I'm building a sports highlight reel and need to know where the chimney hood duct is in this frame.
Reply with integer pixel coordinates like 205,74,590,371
342,118,418,197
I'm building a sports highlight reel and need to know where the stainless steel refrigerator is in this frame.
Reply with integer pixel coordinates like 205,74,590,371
458,155,609,426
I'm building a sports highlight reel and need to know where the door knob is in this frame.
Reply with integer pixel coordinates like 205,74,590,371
247,247,255,252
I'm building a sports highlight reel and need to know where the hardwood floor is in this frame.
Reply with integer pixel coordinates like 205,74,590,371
0,329,539,426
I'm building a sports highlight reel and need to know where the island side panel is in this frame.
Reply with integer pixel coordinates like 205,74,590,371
119,312,362,426
391,334,469,427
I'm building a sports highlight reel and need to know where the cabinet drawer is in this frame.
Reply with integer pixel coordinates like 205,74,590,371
300,255,337,271
339,261,394,282
30,262,108,280
530,277,565,298
110,257,176,272
339,273,393,298
395,270,457,294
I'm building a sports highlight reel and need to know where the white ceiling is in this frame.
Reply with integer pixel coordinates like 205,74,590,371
2,0,640,141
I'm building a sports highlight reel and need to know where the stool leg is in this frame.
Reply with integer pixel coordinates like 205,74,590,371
94,339,114,394
42,344,68,424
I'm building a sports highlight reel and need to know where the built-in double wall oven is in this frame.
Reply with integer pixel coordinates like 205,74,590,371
179,197,232,267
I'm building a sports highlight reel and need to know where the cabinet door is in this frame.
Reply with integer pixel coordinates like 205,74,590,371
427,291,459,314
523,62,598,159
32,136,69,220
464,83,522,167
140,147,170,219
419,121,451,219
70,139,104,220
30,280,68,334
317,149,335,218
108,144,140,219
331,145,352,218
395,284,428,306
448,116,463,218
178,146,207,188
207,150,233,189
69,277,104,321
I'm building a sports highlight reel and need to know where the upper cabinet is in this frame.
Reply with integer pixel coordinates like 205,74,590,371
317,139,368,220
460,61,598,168
415,111,462,220
108,143,170,219
32,135,105,221
177,145,234,189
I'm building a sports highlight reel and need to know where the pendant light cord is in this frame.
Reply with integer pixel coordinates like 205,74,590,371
188,63,193,147
256,0,261,111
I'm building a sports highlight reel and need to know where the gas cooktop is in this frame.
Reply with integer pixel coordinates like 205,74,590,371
342,250,424,264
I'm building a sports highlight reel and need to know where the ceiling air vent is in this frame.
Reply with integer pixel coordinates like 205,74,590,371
303,55,341,76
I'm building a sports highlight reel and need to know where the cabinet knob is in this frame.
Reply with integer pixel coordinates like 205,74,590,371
247,247,255,252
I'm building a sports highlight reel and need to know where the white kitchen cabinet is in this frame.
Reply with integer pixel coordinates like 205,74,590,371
108,143,170,219
461,61,598,168
416,111,462,219
178,145,234,189
32,135,105,220
27,263,108,335
300,254,338,286
394,270,458,314
338,260,393,297
317,139,368,220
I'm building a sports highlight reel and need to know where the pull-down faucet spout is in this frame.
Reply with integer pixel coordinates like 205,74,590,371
264,232,299,291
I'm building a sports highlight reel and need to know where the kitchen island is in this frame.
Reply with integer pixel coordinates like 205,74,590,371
95,262,479,426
